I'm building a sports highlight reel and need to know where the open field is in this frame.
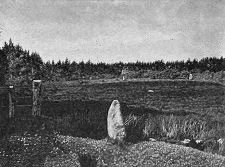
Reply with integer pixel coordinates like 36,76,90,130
42,79,225,117
37,79,225,145
39,79,225,140
8,79,225,142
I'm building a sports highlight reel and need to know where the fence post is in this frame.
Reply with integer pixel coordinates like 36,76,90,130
8,86,15,118
32,80,42,116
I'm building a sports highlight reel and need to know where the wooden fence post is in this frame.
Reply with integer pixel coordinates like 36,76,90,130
8,86,15,118
32,80,42,116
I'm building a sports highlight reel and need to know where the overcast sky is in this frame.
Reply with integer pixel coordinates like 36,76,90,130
0,0,225,63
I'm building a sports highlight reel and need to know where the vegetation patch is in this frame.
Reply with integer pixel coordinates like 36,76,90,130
57,135,225,167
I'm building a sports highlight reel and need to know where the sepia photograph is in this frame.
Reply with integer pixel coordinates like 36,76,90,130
0,0,225,166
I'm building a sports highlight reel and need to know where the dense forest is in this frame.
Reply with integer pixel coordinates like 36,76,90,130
1,39,225,85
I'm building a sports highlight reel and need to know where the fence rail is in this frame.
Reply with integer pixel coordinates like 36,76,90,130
16,96,32,105
0,80,42,119
16,104,32,107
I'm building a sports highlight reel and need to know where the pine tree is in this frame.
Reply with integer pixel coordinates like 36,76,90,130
1,39,44,85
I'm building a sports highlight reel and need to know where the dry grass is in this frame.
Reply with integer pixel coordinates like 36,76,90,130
126,113,225,140
124,113,225,155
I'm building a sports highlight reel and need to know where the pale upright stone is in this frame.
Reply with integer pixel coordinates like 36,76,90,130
107,100,126,143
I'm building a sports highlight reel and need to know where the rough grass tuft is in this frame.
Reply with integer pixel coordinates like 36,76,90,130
124,113,225,155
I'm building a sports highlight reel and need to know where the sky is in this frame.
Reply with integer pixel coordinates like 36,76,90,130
0,0,225,63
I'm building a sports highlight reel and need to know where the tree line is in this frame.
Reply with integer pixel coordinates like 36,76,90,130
1,39,225,85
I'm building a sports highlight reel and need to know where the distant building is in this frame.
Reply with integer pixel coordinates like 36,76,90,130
189,73,193,80
121,67,129,81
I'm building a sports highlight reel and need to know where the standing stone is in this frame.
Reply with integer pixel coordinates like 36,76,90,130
107,100,126,143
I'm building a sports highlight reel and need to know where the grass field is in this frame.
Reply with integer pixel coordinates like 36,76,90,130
42,79,225,117
40,79,225,140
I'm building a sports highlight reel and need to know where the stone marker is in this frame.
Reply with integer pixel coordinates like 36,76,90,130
107,100,126,143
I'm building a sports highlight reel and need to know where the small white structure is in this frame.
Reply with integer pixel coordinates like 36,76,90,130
189,73,193,80
121,67,129,81
148,90,154,93
107,100,126,143
218,138,224,145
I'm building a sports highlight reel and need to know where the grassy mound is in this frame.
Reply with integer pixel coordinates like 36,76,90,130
1,132,225,167
57,135,225,167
